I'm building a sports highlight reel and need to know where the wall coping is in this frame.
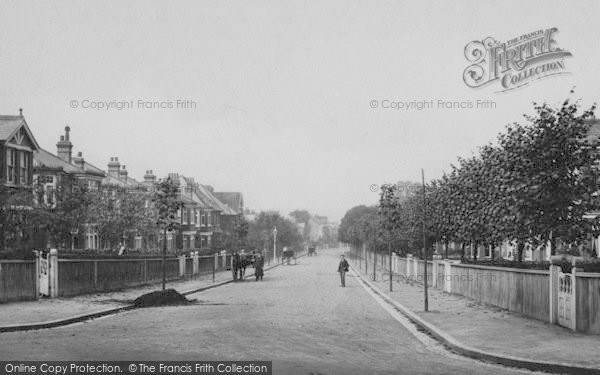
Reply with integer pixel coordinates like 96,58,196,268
574,272,600,278
451,263,549,275
0,260,36,264
58,258,178,262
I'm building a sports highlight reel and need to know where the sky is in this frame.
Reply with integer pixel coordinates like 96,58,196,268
1,0,599,222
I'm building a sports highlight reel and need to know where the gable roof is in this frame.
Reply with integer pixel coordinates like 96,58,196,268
0,115,40,150
179,175,237,214
214,192,244,214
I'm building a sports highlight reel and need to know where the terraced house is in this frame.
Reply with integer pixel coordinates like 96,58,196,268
33,126,107,249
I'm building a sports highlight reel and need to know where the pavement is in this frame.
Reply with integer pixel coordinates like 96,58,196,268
0,249,535,375
348,254,600,373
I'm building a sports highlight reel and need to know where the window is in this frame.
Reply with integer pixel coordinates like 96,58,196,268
6,148,16,183
183,209,188,224
201,213,206,226
20,151,28,184
192,209,197,224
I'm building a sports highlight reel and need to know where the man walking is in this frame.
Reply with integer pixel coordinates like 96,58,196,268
254,253,264,281
338,255,349,287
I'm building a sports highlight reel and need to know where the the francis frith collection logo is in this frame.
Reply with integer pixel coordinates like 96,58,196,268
463,27,572,92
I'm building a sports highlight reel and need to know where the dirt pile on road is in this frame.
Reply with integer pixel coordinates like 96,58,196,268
133,289,191,307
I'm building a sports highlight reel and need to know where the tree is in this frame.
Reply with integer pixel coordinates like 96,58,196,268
153,177,183,290
365,93,598,263
247,212,303,256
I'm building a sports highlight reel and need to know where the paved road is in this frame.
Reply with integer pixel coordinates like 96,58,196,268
0,250,535,375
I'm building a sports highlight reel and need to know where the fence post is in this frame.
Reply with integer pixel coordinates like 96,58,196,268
34,253,40,300
49,248,58,298
178,255,185,278
144,258,148,284
193,251,199,277
406,254,412,280
443,260,453,293
94,260,98,290
571,265,579,331
549,257,561,324
212,254,216,283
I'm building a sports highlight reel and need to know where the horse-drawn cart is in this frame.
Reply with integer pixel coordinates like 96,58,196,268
282,248,296,265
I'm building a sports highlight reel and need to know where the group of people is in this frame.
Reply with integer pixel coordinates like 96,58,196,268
231,250,264,282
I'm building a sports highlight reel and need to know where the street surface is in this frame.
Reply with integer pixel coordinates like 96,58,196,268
0,250,539,375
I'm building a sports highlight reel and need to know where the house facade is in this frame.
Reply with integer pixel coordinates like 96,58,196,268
0,111,41,253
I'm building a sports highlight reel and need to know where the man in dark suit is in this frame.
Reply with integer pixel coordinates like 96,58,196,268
338,255,349,287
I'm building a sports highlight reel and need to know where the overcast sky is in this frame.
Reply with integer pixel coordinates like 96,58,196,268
1,0,599,222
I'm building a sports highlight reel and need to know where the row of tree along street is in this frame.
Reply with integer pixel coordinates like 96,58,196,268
339,96,600,264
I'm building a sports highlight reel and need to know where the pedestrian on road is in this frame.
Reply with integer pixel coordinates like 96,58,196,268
254,253,264,281
338,255,349,287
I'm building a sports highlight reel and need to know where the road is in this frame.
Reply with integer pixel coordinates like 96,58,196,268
0,249,537,375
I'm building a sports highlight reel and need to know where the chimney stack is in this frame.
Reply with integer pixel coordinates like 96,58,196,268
56,126,73,163
119,165,128,182
143,170,156,184
73,151,85,169
19,108,23,117
107,157,120,178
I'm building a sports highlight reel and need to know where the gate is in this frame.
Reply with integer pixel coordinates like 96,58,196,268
557,272,576,330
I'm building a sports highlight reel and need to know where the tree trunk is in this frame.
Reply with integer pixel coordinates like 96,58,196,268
444,239,449,260
162,227,167,291
517,241,524,263
473,241,478,261
460,242,465,260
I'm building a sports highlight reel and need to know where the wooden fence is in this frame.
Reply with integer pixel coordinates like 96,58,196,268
58,258,180,297
350,248,600,333
575,273,600,333
450,264,550,322
0,260,38,302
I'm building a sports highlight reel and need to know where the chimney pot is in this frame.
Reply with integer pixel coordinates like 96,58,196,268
19,108,23,117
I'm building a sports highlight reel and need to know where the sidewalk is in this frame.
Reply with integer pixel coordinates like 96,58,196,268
0,269,237,327
350,260,600,370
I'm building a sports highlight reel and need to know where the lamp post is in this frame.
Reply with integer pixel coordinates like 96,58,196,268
273,227,277,263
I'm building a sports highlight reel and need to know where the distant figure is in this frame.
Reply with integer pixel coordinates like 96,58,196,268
118,244,126,256
338,255,349,287
232,251,240,281
254,253,264,281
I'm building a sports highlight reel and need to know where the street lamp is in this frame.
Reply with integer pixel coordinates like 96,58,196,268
273,227,277,262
